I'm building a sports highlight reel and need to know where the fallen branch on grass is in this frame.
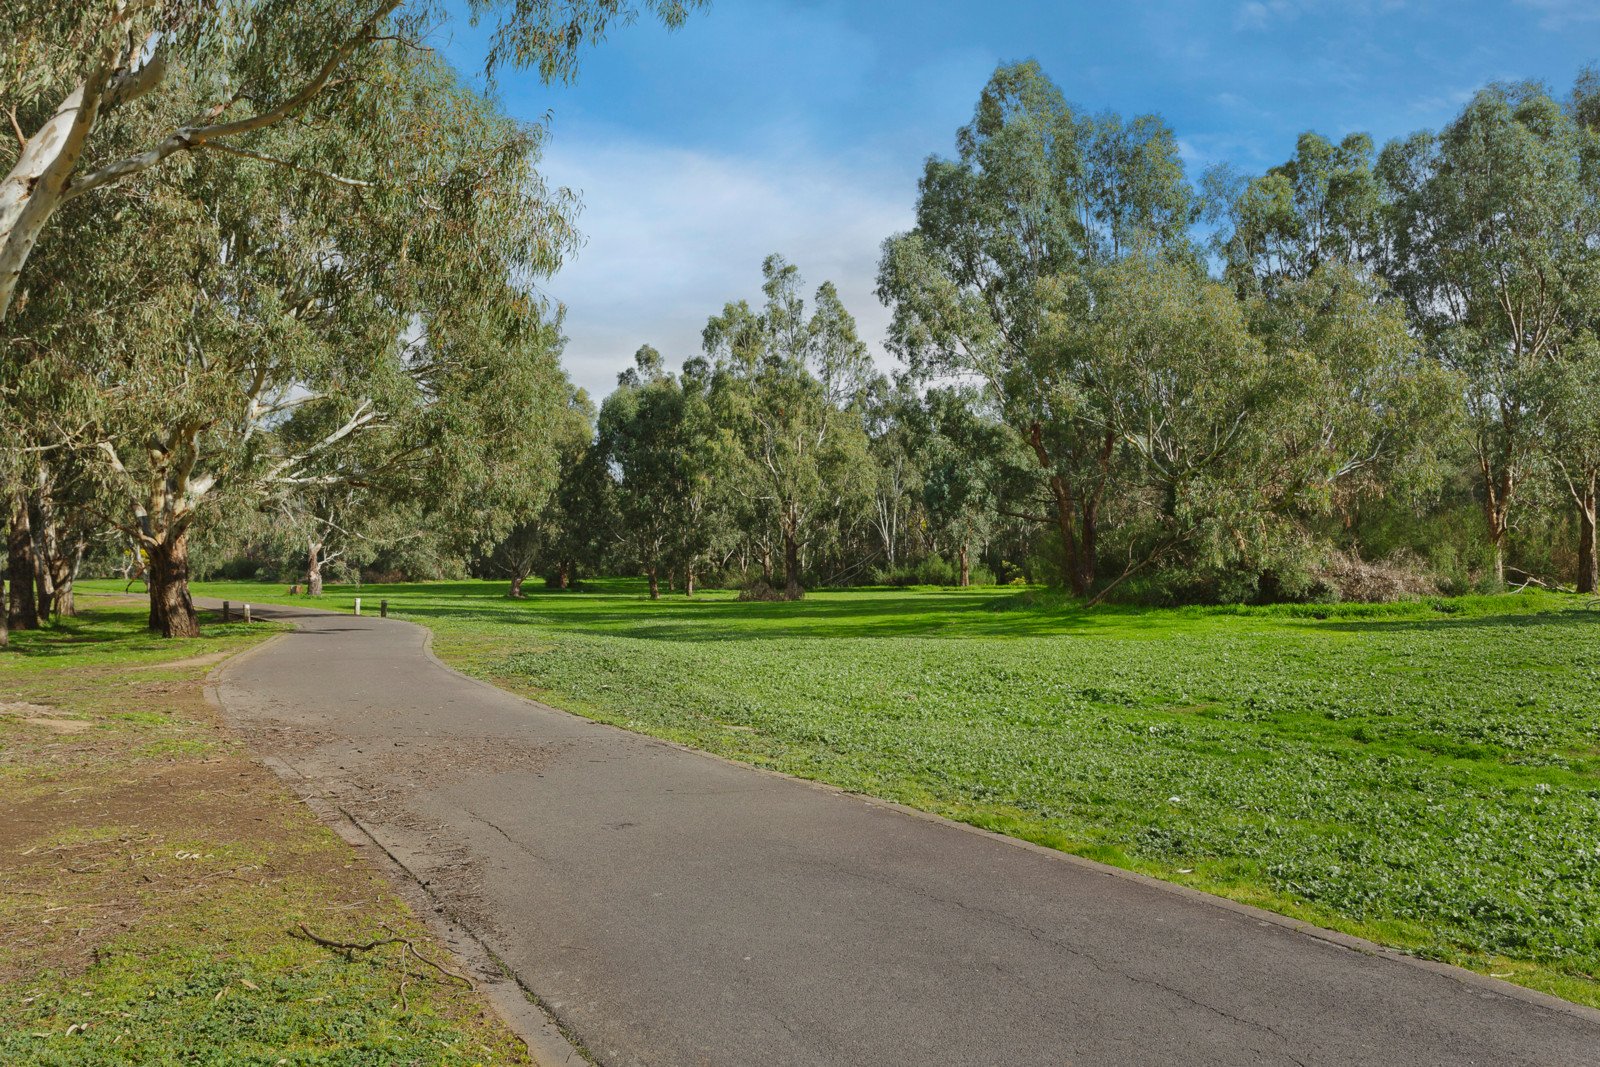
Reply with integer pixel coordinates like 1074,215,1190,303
1505,567,1561,592
291,922,475,988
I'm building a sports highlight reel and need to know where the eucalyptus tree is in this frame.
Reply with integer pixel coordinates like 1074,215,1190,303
483,384,595,597
1544,341,1600,592
1064,255,1292,598
879,61,1195,597
20,45,572,635
599,348,692,600
674,356,742,595
862,377,927,572
705,256,875,599
1197,127,1462,564
1248,267,1460,537
0,0,703,324
1216,132,1381,291
920,387,1005,586
1549,68,1600,592
1379,83,1600,584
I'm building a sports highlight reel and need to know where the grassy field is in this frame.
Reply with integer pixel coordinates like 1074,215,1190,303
97,576,1600,1009
0,600,533,1065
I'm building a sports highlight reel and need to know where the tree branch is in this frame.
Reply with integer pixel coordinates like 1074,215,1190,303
61,0,401,204
101,39,169,112
201,142,374,188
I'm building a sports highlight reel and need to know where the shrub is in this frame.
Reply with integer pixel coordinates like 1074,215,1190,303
215,557,262,581
1310,549,1441,603
968,563,998,586
737,579,792,602
872,555,979,587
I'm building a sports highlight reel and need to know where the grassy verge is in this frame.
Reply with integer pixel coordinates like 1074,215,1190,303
0,599,533,1065
119,577,1600,1010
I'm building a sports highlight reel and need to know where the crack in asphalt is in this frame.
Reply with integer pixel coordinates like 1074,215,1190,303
803,854,1315,1063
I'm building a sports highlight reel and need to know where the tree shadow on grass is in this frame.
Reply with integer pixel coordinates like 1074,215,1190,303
1305,608,1600,635
378,586,1161,642
181,579,1600,645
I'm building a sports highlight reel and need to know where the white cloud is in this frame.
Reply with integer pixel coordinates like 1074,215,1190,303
1514,0,1600,29
1233,0,1407,30
536,133,915,399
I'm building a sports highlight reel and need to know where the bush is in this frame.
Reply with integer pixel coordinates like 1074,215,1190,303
737,579,794,602
990,558,1029,584
214,557,262,581
1310,549,1440,603
872,556,967,587
359,568,408,585
968,563,998,586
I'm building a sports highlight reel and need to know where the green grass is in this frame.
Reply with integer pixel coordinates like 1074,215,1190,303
1,601,534,1065
105,577,1600,1008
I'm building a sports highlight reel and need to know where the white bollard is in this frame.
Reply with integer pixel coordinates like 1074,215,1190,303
353,597,361,616
243,604,252,624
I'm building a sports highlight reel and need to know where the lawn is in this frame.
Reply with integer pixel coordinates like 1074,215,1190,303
103,577,1600,1008
0,600,533,1065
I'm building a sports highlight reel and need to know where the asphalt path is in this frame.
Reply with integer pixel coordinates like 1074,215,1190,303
209,601,1600,1066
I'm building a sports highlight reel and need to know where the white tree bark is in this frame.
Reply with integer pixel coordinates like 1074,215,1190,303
0,79,105,321
0,0,395,323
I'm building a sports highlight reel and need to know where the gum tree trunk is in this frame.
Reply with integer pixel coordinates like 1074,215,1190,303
510,574,526,598
959,542,971,588
147,529,200,638
1579,483,1598,595
7,496,38,630
1026,422,1110,599
647,565,660,600
783,528,802,600
1478,443,1515,589
306,540,325,596
0,517,8,647
0,81,102,322
685,568,696,598
51,538,82,619
31,493,55,620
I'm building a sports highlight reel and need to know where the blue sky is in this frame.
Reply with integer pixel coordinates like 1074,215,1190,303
438,0,1599,399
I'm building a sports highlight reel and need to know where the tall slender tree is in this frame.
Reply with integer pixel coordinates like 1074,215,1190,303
879,62,1194,596
1380,83,1600,584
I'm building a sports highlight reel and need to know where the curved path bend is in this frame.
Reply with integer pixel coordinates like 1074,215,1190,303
210,602,1600,1067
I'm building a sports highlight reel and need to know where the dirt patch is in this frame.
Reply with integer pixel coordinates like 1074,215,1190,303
0,755,383,984
0,603,536,1064
0,702,57,715
0,702,89,734
23,718,88,734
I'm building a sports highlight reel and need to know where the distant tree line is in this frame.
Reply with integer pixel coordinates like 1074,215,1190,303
7,40,1600,634
473,61,1600,604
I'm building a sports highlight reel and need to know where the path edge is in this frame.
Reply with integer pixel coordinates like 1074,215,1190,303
407,619,1600,1029
201,614,593,1067
198,597,1600,1032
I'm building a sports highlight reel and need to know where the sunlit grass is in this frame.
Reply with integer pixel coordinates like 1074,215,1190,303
88,577,1600,1007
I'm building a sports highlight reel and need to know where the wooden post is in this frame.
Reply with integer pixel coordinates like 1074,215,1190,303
380,599,388,618
353,597,361,616
243,604,252,624
222,601,231,622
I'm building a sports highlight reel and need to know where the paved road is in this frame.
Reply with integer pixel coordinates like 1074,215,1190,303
211,603,1600,1066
